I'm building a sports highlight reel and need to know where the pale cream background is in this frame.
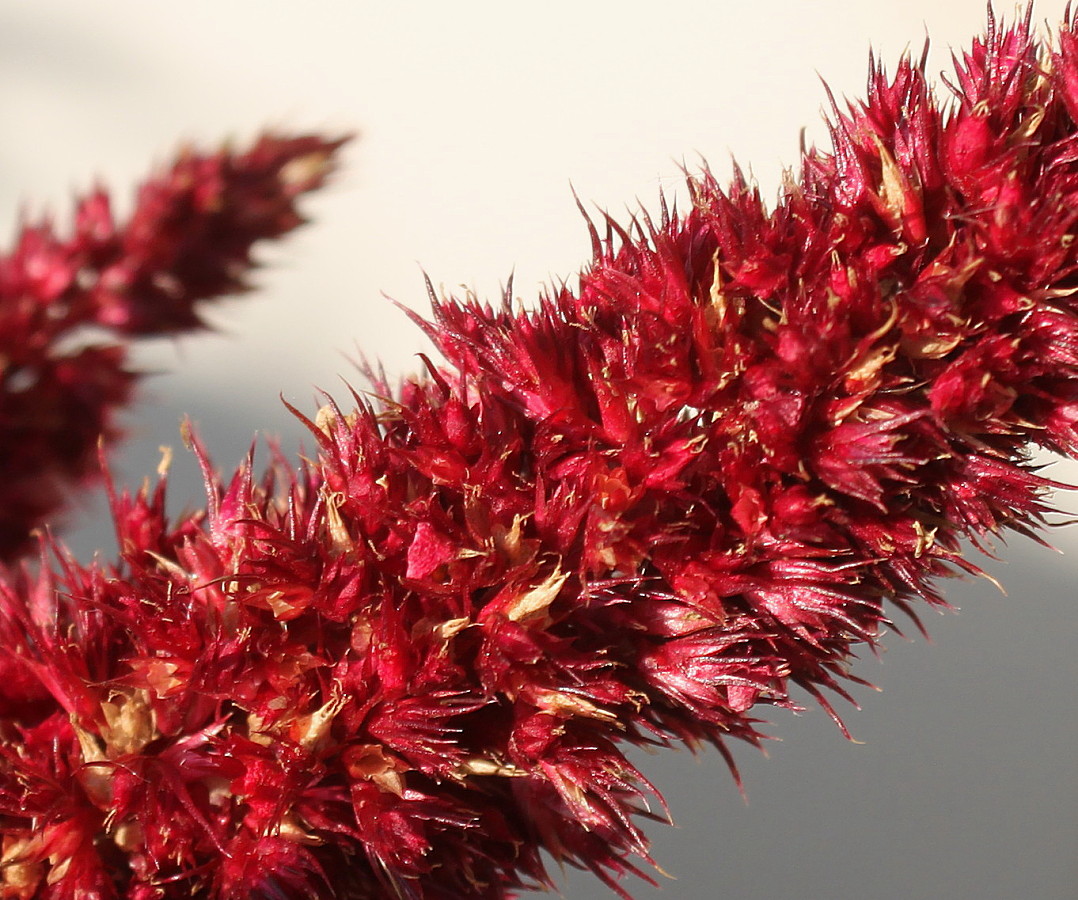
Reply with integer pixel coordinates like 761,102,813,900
1,2,1075,897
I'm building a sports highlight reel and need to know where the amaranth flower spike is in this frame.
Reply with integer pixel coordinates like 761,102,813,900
0,133,348,562
1,8,1077,899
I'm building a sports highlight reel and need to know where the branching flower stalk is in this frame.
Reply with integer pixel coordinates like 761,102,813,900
1,8,1076,899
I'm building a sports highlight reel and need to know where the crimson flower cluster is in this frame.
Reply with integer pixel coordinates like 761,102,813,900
2,9,1076,899
0,133,346,562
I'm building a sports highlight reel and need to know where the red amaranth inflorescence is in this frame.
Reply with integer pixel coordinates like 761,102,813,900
0,133,347,562
1,8,1077,899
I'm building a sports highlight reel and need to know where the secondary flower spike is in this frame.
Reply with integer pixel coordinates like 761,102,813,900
0,133,348,562
1,8,1077,899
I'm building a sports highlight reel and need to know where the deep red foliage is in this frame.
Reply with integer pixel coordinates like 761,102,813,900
0,133,347,562
2,9,1078,899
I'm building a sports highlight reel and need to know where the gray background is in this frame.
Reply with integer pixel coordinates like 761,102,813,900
2,2,1075,897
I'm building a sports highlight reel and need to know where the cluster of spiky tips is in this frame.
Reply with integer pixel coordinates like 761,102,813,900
3,9,1078,900
0,132,347,562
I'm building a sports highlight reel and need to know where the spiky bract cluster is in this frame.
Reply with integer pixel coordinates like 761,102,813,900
0,133,347,561
2,9,1077,899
